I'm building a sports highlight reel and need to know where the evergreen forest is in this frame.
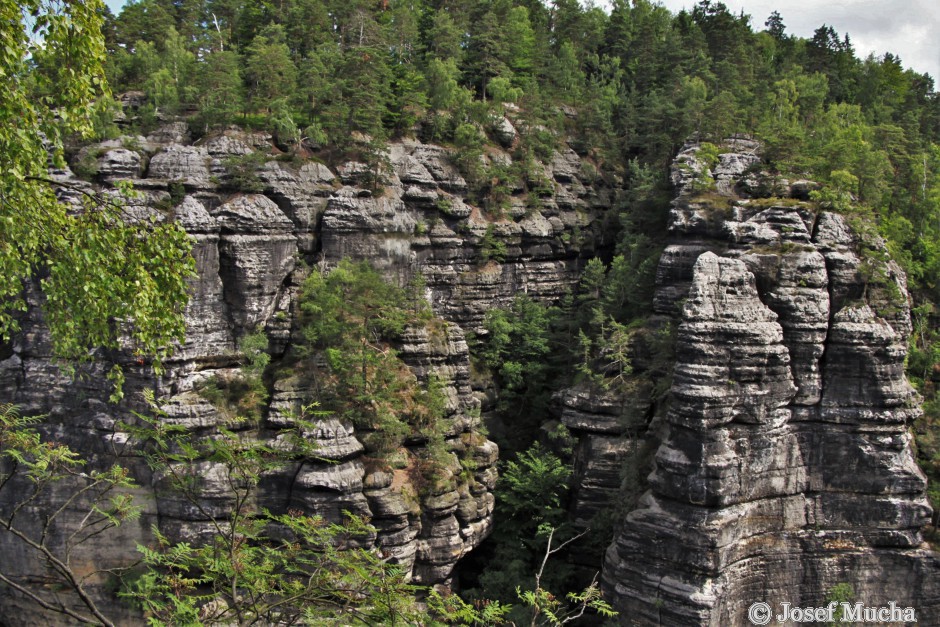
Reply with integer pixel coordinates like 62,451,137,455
4,0,940,623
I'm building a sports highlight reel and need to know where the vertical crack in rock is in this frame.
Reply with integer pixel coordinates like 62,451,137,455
600,139,939,625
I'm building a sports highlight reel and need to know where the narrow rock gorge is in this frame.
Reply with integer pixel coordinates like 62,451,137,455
2,126,938,624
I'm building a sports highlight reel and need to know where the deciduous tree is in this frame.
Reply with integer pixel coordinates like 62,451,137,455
1,0,194,380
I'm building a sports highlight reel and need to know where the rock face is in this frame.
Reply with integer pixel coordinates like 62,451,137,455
0,125,613,621
320,139,614,330
7,124,934,624
600,140,939,625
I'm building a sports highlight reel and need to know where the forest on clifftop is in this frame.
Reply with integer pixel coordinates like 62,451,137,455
94,0,940,527
5,0,940,623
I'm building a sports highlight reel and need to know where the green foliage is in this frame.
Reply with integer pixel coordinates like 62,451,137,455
0,403,140,625
466,444,616,623
696,142,723,170
453,122,486,185
244,25,297,112
119,400,496,626
222,151,267,192
498,444,571,528
125,509,427,626
1,1,195,390
577,316,635,389
425,57,464,113
167,180,186,206
192,50,244,132
300,260,449,455
20,0,940,619
72,147,105,181
488,77,523,105
480,224,508,262
197,330,270,422
359,136,393,192
269,98,301,147
301,260,416,348
143,27,195,115
478,296,559,450
1,395,515,626
683,154,717,194
569,245,661,391
810,169,860,213
826,583,855,626
515,527,617,626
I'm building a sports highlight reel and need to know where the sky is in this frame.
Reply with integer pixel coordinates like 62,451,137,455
103,0,940,83
655,0,940,82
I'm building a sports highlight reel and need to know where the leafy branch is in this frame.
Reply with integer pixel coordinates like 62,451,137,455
516,526,617,626
0,403,140,627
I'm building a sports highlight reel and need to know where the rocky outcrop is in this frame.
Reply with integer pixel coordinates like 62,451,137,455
13,122,933,626
215,194,296,335
1,123,612,621
319,139,614,330
600,139,939,625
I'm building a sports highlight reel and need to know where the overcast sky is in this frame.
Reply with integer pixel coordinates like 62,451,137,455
638,0,940,82
104,0,940,83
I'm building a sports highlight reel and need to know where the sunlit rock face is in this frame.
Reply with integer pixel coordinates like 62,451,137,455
600,139,938,625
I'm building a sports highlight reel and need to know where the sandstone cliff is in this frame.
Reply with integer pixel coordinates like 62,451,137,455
0,121,613,621
3,126,936,624
599,139,940,625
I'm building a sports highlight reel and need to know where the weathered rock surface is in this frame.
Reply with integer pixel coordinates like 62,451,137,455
97,147,142,181
215,194,296,335
600,139,939,625
319,139,614,330
12,125,933,627
1,126,612,620
148,144,212,185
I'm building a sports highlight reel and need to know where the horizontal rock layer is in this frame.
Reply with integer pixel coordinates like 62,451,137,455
0,124,613,621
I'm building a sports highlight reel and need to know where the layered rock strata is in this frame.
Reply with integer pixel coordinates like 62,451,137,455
601,140,939,624
319,139,614,330
0,123,610,620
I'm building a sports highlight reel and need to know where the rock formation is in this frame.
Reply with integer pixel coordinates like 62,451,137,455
600,139,940,625
4,124,936,624
0,123,613,621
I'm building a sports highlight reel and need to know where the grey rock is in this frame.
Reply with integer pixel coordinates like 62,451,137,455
713,150,760,195
149,144,211,185
410,144,468,193
550,148,582,183
0,129,614,622
491,116,517,148
600,138,939,625
394,154,437,187
199,132,256,158
146,121,191,145
215,195,296,334
258,160,334,253
97,148,141,181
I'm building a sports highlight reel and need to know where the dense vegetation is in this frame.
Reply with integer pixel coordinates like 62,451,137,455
96,0,940,354
93,0,940,604
8,0,940,622
0,0,195,390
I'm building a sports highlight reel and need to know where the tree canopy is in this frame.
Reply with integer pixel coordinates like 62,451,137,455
1,0,194,382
